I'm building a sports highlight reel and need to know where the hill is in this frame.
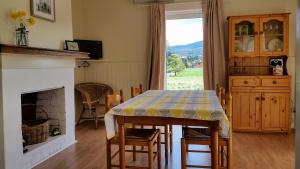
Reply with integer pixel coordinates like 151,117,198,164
168,41,203,58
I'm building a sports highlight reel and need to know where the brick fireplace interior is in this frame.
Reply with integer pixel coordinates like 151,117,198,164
21,87,66,153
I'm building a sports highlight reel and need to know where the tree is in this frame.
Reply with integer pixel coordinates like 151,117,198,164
167,54,186,76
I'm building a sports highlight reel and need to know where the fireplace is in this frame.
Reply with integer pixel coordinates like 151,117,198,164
21,87,66,153
0,44,89,169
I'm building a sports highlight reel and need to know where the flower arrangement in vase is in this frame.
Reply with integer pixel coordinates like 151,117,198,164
10,10,36,46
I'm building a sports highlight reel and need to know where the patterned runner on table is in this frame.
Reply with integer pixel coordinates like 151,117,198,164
104,90,229,139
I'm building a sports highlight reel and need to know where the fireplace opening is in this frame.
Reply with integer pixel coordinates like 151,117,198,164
21,87,66,153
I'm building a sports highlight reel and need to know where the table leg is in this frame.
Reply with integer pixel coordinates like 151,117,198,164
211,125,218,169
118,118,126,169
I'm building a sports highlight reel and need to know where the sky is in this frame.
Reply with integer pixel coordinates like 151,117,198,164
166,18,203,46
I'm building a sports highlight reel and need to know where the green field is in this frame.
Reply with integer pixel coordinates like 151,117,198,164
166,68,204,90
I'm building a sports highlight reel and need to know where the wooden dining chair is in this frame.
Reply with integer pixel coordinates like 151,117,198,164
181,91,232,169
75,82,113,129
106,90,162,169
216,84,222,101
131,84,172,164
131,84,143,98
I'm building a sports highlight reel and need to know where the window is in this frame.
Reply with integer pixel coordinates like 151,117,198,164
165,2,203,90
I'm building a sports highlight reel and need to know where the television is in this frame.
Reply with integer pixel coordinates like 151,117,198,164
74,39,103,60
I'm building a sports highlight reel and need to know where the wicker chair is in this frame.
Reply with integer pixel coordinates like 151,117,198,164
75,82,113,129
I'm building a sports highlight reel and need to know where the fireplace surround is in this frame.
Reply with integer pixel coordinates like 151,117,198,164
0,44,88,169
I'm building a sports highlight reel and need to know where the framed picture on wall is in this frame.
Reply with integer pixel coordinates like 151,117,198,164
65,41,79,51
30,0,55,22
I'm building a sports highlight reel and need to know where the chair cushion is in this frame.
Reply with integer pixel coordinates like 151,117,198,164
110,128,159,144
182,127,228,141
182,127,211,139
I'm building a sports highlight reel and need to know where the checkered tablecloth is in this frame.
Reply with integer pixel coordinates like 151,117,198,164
104,90,229,139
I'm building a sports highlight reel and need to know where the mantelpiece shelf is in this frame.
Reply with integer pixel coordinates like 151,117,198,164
0,44,89,59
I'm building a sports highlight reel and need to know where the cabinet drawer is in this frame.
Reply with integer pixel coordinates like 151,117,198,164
232,78,260,87
261,78,289,87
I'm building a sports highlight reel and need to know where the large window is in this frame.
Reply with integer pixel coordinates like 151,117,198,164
166,18,203,90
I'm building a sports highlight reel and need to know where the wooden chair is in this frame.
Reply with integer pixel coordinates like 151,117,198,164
181,91,232,169
106,90,162,169
131,84,172,164
131,84,143,98
75,82,113,128
216,84,222,101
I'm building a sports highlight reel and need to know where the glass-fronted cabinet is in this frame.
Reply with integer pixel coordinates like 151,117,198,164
230,18,259,57
260,16,288,56
228,14,289,58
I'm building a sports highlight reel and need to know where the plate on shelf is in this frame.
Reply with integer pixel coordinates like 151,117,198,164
267,38,283,52
246,37,254,52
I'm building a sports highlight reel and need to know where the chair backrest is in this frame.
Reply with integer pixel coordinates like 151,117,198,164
218,86,232,122
226,93,233,122
220,87,226,109
216,84,222,101
130,84,143,98
106,90,124,112
75,82,113,108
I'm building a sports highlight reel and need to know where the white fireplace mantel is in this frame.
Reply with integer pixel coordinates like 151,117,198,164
0,44,89,169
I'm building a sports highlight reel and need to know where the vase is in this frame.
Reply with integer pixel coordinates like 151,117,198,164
16,23,29,46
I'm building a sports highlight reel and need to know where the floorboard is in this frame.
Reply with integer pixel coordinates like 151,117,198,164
34,121,295,169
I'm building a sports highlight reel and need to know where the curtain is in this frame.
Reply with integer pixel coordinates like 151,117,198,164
202,0,226,89
147,4,166,90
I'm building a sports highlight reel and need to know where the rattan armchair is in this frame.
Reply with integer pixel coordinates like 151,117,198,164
75,82,113,129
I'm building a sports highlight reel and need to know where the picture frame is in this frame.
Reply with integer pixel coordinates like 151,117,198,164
65,41,79,51
30,0,55,22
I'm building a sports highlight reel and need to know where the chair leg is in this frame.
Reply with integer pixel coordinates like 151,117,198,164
221,146,226,168
106,140,112,169
92,109,98,129
169,125,173,153
181,138,187,169
219,145,222,166
133,146,136,161
141,125,144,150
76,107,85,125
157,132,162,169
148,141,154,169
164,125,169,164
228,140,232,169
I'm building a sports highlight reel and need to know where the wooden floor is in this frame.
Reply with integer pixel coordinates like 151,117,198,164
34,121,295,169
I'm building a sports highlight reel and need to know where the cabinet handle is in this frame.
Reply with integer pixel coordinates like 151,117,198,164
261,97,265,101
254,32,258,35
259,31,264,34
272,80,277,84
255,97,260,100
244,81,248,84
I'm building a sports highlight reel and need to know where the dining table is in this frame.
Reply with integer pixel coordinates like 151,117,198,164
104,90,230,169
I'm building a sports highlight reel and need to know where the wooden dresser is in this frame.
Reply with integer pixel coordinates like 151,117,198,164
228,13,291,133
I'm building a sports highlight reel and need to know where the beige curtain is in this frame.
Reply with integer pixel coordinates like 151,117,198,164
147,4,166,90
202,0,226,89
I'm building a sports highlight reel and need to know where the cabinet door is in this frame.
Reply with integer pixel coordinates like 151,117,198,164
259,16,289,56
230,17,260,57
261,92,290,131
232,92,261,131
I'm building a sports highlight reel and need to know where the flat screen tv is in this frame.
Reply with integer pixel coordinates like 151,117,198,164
74,39,103,60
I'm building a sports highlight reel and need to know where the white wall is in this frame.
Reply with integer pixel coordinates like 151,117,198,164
73,0,149,99
0,0,73,49
73,0,297,100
